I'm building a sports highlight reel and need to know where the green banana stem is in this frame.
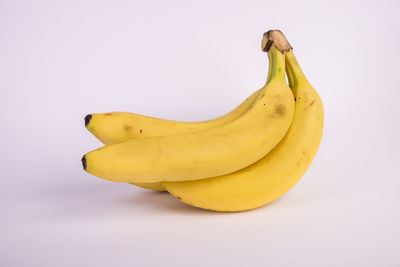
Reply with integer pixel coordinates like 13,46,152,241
285,60,295,89
269,45,286,82
262,30,290,84
266,49,274,84
285,51,310,88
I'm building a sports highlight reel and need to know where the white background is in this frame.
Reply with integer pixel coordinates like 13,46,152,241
1,0,399,266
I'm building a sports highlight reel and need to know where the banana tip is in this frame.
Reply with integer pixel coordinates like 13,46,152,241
84,114,92,127
81,155,87,170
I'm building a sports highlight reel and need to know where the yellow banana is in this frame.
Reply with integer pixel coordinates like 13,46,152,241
82,32,295,184
162,35,324,211
85,89,263,145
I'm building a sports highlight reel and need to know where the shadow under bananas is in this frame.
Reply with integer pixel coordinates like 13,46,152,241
29,181,228,221
122,189,216,215
126,188,294,214
28,174,339,222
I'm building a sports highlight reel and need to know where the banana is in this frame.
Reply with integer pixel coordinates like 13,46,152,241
82,31,295,184
162,33,324,211
85,90,263,145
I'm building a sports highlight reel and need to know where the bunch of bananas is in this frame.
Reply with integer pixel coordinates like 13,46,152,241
81,30,324,212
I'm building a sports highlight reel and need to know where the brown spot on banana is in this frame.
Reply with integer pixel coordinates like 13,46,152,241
124,125,133,131
274,104,286,116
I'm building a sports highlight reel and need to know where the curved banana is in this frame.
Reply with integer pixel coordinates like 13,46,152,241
85,89,263,145
162,36,324,211
82,32,295,184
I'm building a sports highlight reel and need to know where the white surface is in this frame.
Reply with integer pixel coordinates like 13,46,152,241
1,0,400,266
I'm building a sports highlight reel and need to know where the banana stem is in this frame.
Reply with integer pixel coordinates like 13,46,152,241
286,61,295,89
261,30,291,83
285,51,310,87
266,50,274,84
269,45,286,82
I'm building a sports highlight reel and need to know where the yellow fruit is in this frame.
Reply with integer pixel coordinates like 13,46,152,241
85,89,262,145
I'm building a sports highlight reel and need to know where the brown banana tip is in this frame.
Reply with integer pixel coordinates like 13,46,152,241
84,114,92,127
81,155,87,170
261,30,292,54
